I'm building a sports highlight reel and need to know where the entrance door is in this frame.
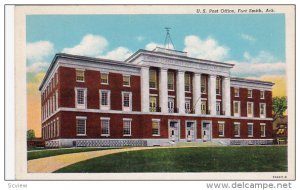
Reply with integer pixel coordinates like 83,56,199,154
202,122,211,141
169,121,179,142
186,121,195,142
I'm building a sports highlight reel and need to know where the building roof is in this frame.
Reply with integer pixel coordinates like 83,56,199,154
230,77,274,86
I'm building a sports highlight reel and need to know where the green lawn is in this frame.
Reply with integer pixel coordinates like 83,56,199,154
55,146,287,173
27,147,117,160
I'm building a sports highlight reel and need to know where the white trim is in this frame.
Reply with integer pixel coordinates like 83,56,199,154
100,117,110,137
122,91,132,112
233,122,240,137
168,95,175,98
123,75,131,87
260,103,266,118
185,97,192,99
76,117,87,136
218,122,225,137
233,101,240,117
150,94,158,96
218,121,225,124
99,89,111,110
260,90,265,99
260,123,266,137
247,89,253,98
75,69,85,82
76,116,87,119
75,87,87,109
123,118,132,121
122,118,132,136
151,119,160,136
100,117,111,120
247,101,254,118
185,120,197,142
234,87,240,97
100,72,109,85
247,123,254,137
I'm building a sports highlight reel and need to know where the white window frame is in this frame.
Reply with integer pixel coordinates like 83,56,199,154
218,121,225,137
100,117,110,136
99,90,111,110
184,73,191,92
260,90,265,99
260,123,266,137
260,103,266,118
123,118,132,136
168,71,175,91
168,97,175,113
75,87,87,109
234,88,239,97
76,116,87,136
149,69,157,89
248,89,253,98
233,101,240,117
123,75,130,87
247,102,254,117
152,119,160,136
247,123,254,137
101,72,109,85
76,69,85,82
122,91,132,111
233,122,240,137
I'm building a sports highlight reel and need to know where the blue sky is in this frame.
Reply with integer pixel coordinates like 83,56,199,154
26,14,286,79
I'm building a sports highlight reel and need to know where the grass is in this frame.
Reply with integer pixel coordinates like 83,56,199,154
55,146,287,173
27,147,117,160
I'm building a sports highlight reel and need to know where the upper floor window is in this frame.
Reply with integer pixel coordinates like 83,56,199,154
168,72,174,91
260,103,266,118
218,121,225,137
101,73,109,84
149,96,157,112
201,75,206,94
201,100,206,114
168,97,175,113
100,117,110,136
100,90,111,110
149,69,157,89
233,101,240,117
234,88,239,97
247,123,254,137
247,102,254,117
123,118,132,136
248,89,253,98
216,101,221,115
152,119,160,136
75,88,87,109
123,75,130,87
185,98,191,113
122,91,132,111
260,123,266,137
185,73,191,92
76,70,85,82
216,77,221,95
76,116,87,136
260,90,265,99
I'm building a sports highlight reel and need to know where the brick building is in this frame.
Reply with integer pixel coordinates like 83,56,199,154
39,47,274,147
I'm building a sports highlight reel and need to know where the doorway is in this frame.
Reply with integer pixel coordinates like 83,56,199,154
202,121,212,142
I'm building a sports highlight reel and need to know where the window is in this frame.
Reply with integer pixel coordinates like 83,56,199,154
101,73,109,84
76,70,84,82
168,72,174,90
168,97,175,113
216,77,221,95
234,88,239,97
184,73,191,92
149,96,157,112
248,89,252,98
201,75,206,94
149,69,157,89
76,117,86,136
247,102,254,117
260,90,265,99
101,118,110,136
233,101,240,116
123,75,130,86
185,98,191,113
247,123,253,137
122,92,132,111
234,122,240,137
201,100,206,114
216,101,221,115
218,122,225,137
152,119,160,136
260,103,266,118
75,88,87,109
123,119,132,136
260,123,266,137
56,118,60,137
100,90,111,110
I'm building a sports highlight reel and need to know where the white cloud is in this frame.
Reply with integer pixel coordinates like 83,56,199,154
26,62,49,73
136,36,145,42
240,34,256,42
27,41,54,62
243,51,277,63
99,47,132,61
62,34,108,57
183,35,229,61
145,42,174,51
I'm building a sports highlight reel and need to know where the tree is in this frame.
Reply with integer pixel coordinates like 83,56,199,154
272,96,287,121
27,129,36,140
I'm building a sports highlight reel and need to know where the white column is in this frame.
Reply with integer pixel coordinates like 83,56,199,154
208,75,216,115
176,70,185,114
222,76,231,116
159,68,168,113
141,66,150,112
193,73,201,114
